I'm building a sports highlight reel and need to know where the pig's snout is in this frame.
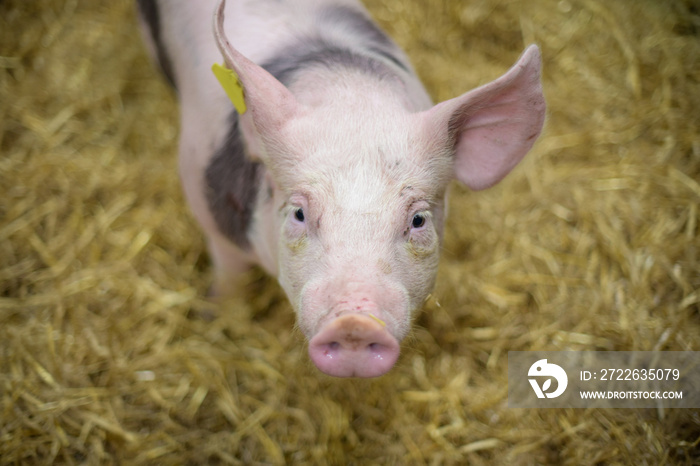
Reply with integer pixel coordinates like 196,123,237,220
308,314,400,378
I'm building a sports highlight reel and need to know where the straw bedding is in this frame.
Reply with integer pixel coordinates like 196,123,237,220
1,0,699,463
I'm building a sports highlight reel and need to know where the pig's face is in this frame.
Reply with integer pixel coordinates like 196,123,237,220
272,107,453,346
261,106,453,377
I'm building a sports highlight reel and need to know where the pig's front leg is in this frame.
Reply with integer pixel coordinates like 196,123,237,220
178,117,260,296
206,229,256,296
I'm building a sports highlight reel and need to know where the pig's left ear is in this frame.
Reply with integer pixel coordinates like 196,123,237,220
213,0,300,141
422,45,546,190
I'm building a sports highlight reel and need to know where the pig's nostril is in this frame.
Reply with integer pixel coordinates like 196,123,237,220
318,342,341,358
366,342,394,361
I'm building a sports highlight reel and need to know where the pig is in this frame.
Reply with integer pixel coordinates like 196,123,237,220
136,0,545,377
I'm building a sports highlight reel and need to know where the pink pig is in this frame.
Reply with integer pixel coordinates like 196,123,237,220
137,0,545,377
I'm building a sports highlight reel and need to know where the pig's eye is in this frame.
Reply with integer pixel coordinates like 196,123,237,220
294,208,305,222
412,213,426,229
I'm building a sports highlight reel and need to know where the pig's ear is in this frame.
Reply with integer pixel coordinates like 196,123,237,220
213,0,300,139
422,45,546,191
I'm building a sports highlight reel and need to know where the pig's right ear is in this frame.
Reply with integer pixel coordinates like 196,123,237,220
213,0,300,158
421,45,546,191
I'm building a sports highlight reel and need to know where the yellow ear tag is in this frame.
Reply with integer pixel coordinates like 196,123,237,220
212,63,247,114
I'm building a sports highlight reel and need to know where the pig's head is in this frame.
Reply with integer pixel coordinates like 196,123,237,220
213,0,545,377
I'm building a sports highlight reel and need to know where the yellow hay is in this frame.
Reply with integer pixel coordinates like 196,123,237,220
1,0,699,463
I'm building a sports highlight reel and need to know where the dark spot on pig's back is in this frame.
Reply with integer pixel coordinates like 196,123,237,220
205,113,261,250
261,5,410,86
319,5,410,72
136,0,177,88
320,6,394,49
263,42,392,87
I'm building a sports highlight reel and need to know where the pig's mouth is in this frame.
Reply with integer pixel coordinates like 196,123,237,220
308,313,400,378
